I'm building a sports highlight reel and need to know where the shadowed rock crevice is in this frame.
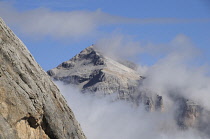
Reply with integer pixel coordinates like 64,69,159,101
83,70,104,89
21,115,39,129
41,115,58,139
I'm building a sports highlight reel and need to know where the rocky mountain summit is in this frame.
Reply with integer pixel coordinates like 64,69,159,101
48,45,210,136
0,18,86,139
48,45,163,111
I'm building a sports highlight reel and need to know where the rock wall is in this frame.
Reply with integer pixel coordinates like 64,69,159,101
0,18,86,139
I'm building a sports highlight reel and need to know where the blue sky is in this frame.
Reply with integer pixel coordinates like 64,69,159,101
0,0,210,70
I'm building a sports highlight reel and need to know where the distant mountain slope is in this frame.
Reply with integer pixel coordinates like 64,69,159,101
0,18,86,139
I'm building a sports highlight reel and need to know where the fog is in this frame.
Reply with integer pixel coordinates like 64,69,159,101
56,82,208,139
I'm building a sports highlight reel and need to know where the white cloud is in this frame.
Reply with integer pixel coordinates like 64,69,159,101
141,35,210,110
0,2,101,39
95,34,210,109
95,34,143,59
95,34,200,63
56,82,209,139
0,2,209,39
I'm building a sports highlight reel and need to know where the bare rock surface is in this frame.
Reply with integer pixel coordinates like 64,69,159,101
48,45,163,111
0,18,86,139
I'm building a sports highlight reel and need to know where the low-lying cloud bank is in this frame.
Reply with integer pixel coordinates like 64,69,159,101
56,82,208,139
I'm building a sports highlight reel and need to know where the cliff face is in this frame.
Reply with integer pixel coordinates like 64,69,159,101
0,18,86,139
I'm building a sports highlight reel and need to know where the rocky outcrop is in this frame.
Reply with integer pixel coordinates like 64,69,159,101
175,98,201,128
173,96,210,134
0,18,86,139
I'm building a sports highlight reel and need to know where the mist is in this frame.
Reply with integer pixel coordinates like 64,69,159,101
56,82,208,139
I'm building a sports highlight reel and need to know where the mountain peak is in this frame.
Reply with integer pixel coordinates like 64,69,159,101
79,45,95,56
82,45,95,52
48,45,142,94
48,46,164,112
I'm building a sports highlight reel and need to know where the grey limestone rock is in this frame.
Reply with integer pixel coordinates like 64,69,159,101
0,18,86,139
48,45,163,111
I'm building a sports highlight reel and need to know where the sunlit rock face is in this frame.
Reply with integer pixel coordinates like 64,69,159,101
48,45,164,111
0,17,86,139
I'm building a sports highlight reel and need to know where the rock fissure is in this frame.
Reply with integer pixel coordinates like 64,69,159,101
41,115,58,139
